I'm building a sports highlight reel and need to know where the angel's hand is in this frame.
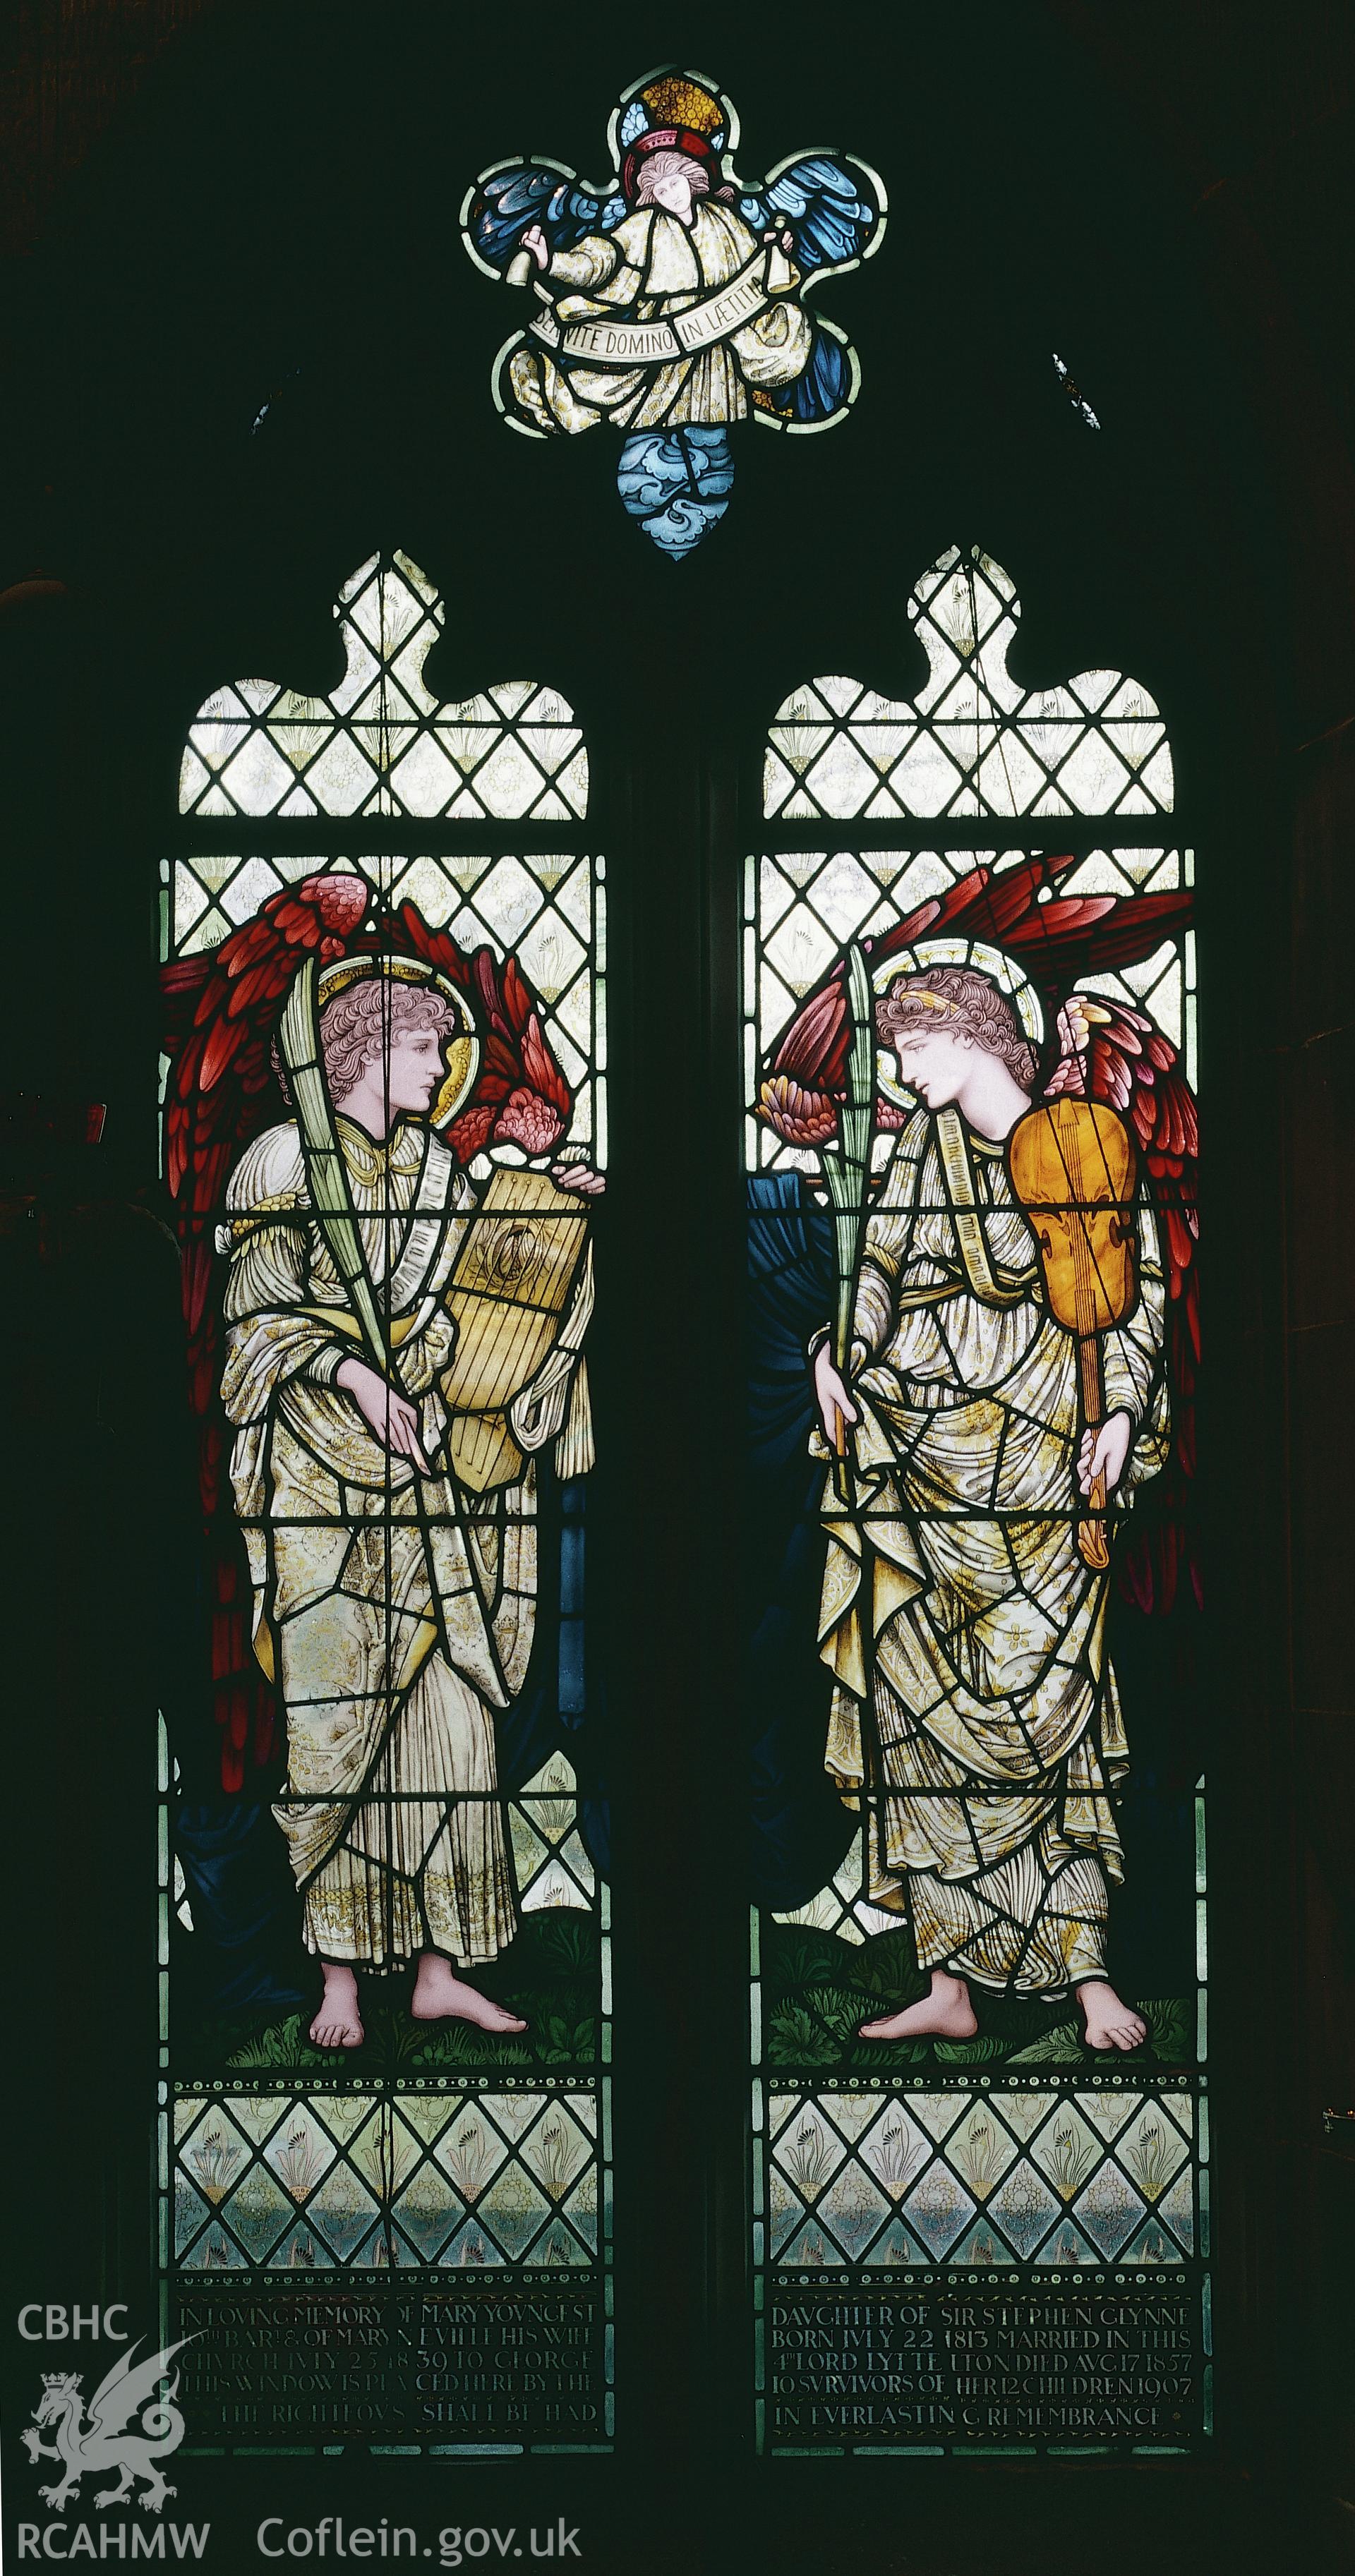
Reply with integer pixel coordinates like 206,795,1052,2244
1078,1410,1132,1496
337,1357,433,1473
551,1163,605,1195
521,222,550,272
813,1342,859,1448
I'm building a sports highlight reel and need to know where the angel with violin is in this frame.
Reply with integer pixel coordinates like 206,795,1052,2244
760,857,1198,2053
162,876,600,2051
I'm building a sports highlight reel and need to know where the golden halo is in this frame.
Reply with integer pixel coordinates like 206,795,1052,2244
315,953,481,1128
872,936,1044,1115
638,72,725,138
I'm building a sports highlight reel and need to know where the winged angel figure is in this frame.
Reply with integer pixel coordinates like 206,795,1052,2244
759,857,1198,2051
463,66,885,557
162,878,598,2049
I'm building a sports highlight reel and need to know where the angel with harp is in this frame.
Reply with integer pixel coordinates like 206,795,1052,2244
162,876,599,2050
760,857,1198,2052
463,67,884,557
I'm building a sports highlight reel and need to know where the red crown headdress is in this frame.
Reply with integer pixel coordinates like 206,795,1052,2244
619,70,730,203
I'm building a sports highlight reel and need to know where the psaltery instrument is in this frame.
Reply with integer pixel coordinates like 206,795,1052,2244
441,1168,591,1492
278,953,589,1496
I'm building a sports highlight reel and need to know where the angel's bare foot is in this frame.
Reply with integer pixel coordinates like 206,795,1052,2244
1078,1979,1146,2052
310,1962,364,2050
411,1954,527,2033
858,1969,978,2043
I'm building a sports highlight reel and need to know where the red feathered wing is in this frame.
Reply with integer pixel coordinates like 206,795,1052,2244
163,880,575,1791
390,900,574,1160
759,855,1193,1135
1047,995,1200,1616
161,873,371,1789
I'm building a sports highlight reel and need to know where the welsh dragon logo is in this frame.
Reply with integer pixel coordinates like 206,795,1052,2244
22,2338,194,2515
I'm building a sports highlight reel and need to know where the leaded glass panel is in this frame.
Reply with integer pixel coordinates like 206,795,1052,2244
157,554,613,2457
178,555,589,822
747,546,1206,2457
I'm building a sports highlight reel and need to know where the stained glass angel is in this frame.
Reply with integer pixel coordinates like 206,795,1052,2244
162,878,600,2049
464,67,885,557
759,859,1198,2052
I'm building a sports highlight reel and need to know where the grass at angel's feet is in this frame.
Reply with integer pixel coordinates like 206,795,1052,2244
761,1923,1191,2072
179,1911,600,2079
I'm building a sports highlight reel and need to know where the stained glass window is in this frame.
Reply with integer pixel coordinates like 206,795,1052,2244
158,551,613,2458
463,64,884,557
746,545,1206,2457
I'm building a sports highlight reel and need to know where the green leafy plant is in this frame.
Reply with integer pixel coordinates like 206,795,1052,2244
409,2025,534,2069
802,1983,871,2044
848,1929,927,2004
1006,2021,1084,2067
1142,1997,1191,2063
534,2015,598,2067
223,2012,333,2074
767,2004,840,2068
523,1913,598,1979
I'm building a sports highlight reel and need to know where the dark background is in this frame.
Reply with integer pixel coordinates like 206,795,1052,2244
1,2,1352,2569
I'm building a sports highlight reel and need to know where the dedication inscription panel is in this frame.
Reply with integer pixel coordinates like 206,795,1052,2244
165,2070,614,2456
174,2280,606,2448
753,2067,1209,2457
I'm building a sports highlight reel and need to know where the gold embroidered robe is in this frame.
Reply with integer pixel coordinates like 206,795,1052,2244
817,1107,1170,1994
220,1115,545,1969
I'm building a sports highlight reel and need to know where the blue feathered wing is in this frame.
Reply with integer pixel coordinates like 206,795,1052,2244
737,154,884,427
468,163,625,274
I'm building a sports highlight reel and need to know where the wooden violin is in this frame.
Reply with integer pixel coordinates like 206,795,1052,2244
1008,1097,1138,1571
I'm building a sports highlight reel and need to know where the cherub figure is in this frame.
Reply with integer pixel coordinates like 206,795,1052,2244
464,67,884,556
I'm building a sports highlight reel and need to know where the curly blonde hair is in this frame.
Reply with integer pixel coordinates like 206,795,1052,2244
875,965,1037,1088
313,979,454,1104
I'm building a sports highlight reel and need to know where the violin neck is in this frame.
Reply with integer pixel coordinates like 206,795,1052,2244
1078,1331,1103,1427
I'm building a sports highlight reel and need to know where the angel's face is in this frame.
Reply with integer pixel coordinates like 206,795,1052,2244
382,1025,447,1117
650,165,699,221
888,1024,977,1108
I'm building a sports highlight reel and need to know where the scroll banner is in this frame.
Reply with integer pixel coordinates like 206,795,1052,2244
531,248,778,370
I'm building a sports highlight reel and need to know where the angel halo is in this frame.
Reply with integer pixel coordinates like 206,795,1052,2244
311,951,482,1134
872,936,1044,1118
162,868,600,2048
756,851,1200,1619
462,64,886,559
